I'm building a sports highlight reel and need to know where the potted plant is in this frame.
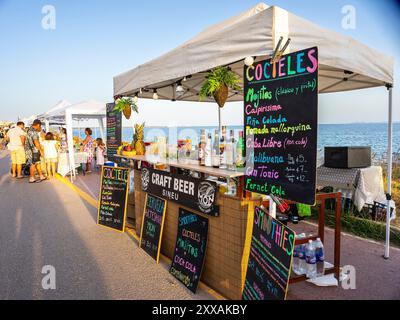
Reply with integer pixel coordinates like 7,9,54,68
114,97,138,119
199,67,241,108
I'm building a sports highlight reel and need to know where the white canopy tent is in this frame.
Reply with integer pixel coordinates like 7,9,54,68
19,115,37,127
38,100,72,131
61,100,106,180
114,3,395,257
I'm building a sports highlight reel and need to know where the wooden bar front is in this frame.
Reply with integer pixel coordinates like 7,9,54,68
115,153,342,300
133,168,261,300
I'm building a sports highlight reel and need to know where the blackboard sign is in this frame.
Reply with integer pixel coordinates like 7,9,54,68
97,166,129,232
243,206,295,300
244,47,318,205
106,102,122,162
169,208,208,293
140,194,167,263
141,167,219,217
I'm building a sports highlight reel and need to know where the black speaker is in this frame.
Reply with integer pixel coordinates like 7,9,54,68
324,146,371,168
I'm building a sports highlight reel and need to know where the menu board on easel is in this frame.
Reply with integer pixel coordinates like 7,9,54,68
169,208,208,293
243,47,318,205
97,166,129,232
106,102,122,163
242,206,295,300
139,194,167,263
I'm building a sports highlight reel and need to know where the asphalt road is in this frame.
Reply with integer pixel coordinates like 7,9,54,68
0,150,212,300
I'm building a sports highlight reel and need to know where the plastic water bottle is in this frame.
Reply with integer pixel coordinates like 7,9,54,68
297,233,307,275
314,238,325,277
292,242,299,275
305,240,317,279
292,233,302,275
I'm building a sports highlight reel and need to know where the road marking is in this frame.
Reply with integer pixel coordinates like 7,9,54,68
55,174,98,208
56,174,226,300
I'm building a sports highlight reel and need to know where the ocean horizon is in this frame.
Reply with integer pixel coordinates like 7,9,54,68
73,122,400,159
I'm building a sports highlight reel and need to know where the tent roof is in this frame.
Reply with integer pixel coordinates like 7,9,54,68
38,100,72,120
64,100,106,120
113,3,394,102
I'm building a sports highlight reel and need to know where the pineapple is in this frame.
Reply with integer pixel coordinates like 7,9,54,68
134,123,145,155
122,105,132,119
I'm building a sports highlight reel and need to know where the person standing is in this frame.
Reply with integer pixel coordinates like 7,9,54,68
42,132,60,179
82,128,94,173
95,137,106,169
6,121,26,178
60,128,68,153
25,119,46,183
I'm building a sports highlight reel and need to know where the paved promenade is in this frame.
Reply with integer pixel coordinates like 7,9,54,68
0,150,212,300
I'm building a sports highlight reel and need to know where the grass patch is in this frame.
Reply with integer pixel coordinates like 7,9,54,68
310,207,400,248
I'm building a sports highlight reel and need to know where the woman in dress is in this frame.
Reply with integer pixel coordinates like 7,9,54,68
82,128,94,173
60,128,68,153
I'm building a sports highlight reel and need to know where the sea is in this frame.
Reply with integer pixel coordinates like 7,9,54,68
73,122,400,160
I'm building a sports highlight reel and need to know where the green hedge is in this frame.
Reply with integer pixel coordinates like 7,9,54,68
310,208,400,248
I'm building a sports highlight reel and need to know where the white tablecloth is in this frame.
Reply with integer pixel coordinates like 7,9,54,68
317,166,386,211
57,152,89,177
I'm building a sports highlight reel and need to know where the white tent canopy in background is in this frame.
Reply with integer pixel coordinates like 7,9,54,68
63,100,106,179
114,3,393,100
38,99,72,131
19,115,37,127
114,3,395,257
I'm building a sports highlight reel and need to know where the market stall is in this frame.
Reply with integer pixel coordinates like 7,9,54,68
40,100,106,180
112,3,394,299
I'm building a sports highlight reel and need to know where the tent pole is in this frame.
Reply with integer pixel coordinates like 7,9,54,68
384,85,393,259
218,106,222,133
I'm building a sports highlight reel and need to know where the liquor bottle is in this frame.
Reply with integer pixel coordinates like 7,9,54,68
235,130,245,168
219,126,227,169
226,130,235,171
199,129,206,166
205,133,212,167
212,130,220,168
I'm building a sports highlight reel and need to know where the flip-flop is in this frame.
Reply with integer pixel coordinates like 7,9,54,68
29,179,37,184
16,176,24,179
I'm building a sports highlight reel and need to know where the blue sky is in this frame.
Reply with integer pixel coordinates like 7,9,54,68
0,0,399,125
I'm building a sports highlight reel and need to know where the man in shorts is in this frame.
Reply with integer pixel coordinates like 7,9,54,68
25,119,46,183
5,121,26,178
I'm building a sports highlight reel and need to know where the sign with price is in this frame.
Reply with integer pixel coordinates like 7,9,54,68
140,194,167,263
169,208,209,293
97,166,129,232
106,102,122,162
242,206,295,300
243,47,318,205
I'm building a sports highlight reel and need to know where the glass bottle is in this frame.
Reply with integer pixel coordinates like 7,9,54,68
236,130,245,168
212,130,220,168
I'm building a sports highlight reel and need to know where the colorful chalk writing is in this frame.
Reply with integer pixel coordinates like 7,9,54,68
106,103,122,162
97,166,129,232
169,208,208,293
140,194,167,263
243,206,295,300
244,47,318,205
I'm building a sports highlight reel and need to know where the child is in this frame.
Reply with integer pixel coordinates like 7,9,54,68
95,138,106,168
42,132,59,179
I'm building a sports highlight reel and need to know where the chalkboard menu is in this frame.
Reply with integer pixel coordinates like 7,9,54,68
244,47,318,205
106,102,122,162
169,208,208,293
243,206,295,300
141,167,219,217
140,194,167,263
97,166,129,232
